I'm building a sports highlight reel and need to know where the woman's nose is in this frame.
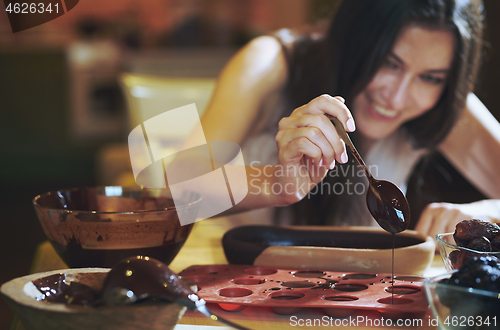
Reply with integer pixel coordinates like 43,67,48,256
385,75,412,110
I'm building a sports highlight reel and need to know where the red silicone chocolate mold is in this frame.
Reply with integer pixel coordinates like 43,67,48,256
179,265,428,318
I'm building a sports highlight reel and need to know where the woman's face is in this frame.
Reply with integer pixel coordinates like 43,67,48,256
351,24,455,141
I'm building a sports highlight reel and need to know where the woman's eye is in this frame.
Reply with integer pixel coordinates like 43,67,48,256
383,59,398,69
420,75,445,85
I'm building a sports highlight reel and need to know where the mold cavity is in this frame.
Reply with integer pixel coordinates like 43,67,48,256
219,288,253,298
394,276,424,282
334,284,368,292
385,286,421,295
270,291,305,300
280,281,316,288
342,273,377,280
323,295,359,302
378,297,413,305
232,278,264,285
196,265,230,274
218,303,246,312
269,287,281,291
243,267,277,275
272,306,301,315
292,270,326,278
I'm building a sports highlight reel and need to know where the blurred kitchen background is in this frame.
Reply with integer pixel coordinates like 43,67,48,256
0,0,499,327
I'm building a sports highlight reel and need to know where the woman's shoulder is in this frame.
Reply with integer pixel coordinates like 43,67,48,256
224,25,325,90
220,35,288,97
242,35,286,69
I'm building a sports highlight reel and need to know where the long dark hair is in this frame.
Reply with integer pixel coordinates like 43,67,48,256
284,0,483,149
278,0,484,225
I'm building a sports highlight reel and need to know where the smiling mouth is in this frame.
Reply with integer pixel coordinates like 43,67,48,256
372,103,398,119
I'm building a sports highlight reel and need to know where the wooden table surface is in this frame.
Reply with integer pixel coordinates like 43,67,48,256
13,218,445,330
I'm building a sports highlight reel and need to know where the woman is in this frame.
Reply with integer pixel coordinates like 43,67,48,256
197,0,500,238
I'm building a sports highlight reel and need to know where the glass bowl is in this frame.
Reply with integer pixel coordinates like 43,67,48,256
424,271,500,330
436,233,500,271
33,186,201,268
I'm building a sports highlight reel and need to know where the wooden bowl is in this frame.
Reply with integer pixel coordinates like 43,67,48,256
1,268,186,330
223,226,435,276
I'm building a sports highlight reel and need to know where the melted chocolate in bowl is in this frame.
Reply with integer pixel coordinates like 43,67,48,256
50,239,190,268
33,187,200,268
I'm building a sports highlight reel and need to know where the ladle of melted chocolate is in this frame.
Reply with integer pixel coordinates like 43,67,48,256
101,257,250,330
330,117,410,233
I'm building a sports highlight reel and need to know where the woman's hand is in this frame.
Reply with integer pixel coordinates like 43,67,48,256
415,200,500,238
272,94,356,206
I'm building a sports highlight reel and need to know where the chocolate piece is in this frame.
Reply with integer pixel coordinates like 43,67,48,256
453,219,500,247
437,257,500,328
467,237,492,252
32,273,69,302
31,273,98,306
57,282,99,306
449,250,478,270
491,234,500,252
449,256,500,292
